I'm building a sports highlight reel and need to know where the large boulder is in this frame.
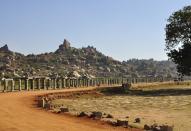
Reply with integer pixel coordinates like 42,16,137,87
134,118,141,123
148,124,174,131
60,107,69,113
106,114,113,118
116,119,128,127
77,112,89,117
90,112,102,119
144,124,151,130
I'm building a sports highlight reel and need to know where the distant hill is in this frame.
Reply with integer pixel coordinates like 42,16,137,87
0,39,177,78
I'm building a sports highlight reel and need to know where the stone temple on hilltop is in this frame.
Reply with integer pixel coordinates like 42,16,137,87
55,39,71,53
60,39,71,49
0,44,10,52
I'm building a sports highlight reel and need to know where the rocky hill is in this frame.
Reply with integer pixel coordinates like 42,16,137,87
0,39,177,78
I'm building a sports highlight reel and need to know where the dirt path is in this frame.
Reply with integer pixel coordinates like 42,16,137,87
0,87,140,131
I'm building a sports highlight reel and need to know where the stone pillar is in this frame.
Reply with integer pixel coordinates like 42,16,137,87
101,78,103,85
108,79,110,85
68,79,71,88
70,79,73,87
65,79,68,88
74,79,76,87
66,79,69,88
62,78,65,88
59,79,62,89
4,79,8,92
45,78,47,90
81,79,83,87
47,79,50,89
72,79,75,87
90,79,92,86
0,80,1,91
68,79,70,87
84,79,87,87
84,79,86,87
71,79,73,87
76,79,79,87
73,79,76,88
90,79,93,86
102,78,104,85
56,79,59,89
31,79,35,90
18,79,22,91
95,79,97,86
79,79,82,87
73,79,75,87
104,78,107,85
43,78,46,90
25,79,29,91
53,78,57,90
87,79,89,87
37,78,41,90
49,79,52,89
92,79,95,86
86,79,88,87
11,80,15,92
161,77,163,82
133,78,135,83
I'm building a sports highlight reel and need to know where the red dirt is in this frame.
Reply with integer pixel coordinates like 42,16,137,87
0,87,142,131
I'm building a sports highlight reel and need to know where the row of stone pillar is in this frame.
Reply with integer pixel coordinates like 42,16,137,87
0,77,123,92
0,77,172,92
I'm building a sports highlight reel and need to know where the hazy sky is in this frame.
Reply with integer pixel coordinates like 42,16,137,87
0,0,190,61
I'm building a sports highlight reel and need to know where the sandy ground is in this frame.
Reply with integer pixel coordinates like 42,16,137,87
0,87,142,131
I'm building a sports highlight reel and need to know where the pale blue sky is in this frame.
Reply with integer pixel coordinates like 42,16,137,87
0,0,190,61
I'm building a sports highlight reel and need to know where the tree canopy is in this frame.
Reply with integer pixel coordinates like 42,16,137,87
165,5,191,76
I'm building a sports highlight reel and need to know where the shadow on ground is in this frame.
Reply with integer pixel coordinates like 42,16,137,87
100,86,191,96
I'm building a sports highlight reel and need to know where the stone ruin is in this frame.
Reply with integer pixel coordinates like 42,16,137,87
0,44,10,52
56,39,71,52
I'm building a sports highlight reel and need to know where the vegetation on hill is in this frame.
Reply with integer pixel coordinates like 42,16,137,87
0,39,177,78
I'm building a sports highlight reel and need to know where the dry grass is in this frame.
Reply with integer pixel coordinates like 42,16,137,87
131,81,191,89
52,84,191,131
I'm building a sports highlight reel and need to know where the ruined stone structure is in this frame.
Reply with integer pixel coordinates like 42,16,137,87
0,76,171,92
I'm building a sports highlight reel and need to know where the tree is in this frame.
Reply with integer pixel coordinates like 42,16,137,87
165,5,191,76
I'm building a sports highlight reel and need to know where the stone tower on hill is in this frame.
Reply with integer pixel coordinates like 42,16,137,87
0,44,10,52
63,39,71,49
55,39,71,53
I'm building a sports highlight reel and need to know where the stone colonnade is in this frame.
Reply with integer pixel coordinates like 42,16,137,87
0,77,172,92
